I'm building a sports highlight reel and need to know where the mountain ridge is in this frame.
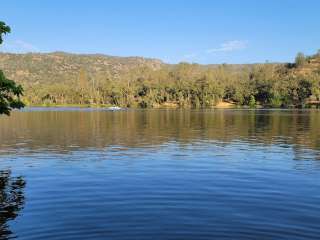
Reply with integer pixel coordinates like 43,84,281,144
0,50,319,108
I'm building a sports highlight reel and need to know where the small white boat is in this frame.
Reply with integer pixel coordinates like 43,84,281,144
107,106,122,111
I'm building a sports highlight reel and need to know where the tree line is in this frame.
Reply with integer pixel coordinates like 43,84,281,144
23,51,320,108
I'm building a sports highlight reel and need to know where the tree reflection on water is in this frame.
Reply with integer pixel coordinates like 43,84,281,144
0,170,26,239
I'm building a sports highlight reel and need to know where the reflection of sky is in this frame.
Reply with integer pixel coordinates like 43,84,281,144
2,140,320,239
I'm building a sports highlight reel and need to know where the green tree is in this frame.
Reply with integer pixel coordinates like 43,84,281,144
249,95,256,108
295,52,306,67
0,21,24,115
0,21,11,44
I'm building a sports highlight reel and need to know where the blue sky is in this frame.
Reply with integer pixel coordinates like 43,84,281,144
1,0,320,64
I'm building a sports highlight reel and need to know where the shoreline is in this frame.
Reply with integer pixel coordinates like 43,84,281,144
20,104,319,110
22,99,320,110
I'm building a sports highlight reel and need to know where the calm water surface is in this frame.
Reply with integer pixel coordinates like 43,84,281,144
0,108,320,239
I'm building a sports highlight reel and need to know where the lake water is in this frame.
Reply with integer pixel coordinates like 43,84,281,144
0,108,320,240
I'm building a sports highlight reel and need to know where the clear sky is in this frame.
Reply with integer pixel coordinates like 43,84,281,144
1,0,320,64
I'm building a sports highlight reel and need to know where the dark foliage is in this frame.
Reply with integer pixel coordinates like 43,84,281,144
0,21,24,115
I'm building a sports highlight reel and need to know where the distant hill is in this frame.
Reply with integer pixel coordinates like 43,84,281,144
1,51,319,86
0,52,164,86
0,50,319,108
0,51,271,86
0,51,279,86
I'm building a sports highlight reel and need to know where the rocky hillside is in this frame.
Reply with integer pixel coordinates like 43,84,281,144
0,52,164,86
